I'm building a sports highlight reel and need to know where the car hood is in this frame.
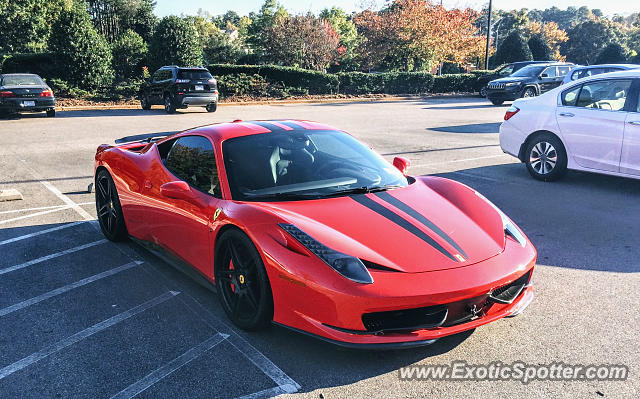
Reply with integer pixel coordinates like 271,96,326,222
490,77,529,84
259,180,505,273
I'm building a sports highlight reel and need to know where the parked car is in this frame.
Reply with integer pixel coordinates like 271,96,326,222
477,61,551,97
561,63,640,85
0,73,55,117
500,70,640,181
139,66,219,114
94,119,536,348
486,62,575,105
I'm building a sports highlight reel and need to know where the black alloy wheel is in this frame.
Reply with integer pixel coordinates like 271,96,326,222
95,169,128,241
215,229,273,330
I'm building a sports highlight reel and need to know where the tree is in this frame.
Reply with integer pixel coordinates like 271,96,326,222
0,0,67,53
148,16,202,70
263,14,340,71
204,30,246,64
320,7,362,71
563,19,625,64
595,43,628,64
493,31,533,66
48,0,113,90
88,0,157,42
112,29,147,79
528,35,553,61
523,21,567,61
247,0,288,60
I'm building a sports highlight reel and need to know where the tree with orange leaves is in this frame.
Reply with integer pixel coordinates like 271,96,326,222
354,0,485,71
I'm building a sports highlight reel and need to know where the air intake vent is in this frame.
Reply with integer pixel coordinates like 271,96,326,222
362,305,448,333
489,271,531,304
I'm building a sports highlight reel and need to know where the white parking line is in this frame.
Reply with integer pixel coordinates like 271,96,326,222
110,333,229,399
0,239,107,275
413,154,507,168
0,205,78,225
0,202,94,216
0,221,87,246
39,180,94,221
0,261,142,317
0,290,179,380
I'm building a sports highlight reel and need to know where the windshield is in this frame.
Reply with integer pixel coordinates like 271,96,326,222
1,75,44,86
177,69,213,80
511,66,545,78
223,130,409,201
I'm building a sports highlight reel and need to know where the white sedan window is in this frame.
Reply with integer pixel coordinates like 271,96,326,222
575,80,632,111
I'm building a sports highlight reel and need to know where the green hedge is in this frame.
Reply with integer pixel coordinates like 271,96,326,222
0,53,57,79
337,71,435,94
208,64,339,94
431,74,478,93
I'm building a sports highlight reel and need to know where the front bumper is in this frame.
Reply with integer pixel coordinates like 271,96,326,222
0,98,55,113
264,235,537,347
486,86,522,102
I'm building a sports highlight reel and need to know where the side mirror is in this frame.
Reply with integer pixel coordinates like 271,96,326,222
160,181,195,201
393,157,411,176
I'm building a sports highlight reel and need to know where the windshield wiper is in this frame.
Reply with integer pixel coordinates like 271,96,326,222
243,192,319,201
323,184,404,198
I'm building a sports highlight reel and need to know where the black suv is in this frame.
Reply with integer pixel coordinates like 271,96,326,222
140,66,219,114
486,62,575,105
477,61,550,97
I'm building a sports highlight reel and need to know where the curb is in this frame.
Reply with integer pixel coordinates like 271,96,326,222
54,93,477,112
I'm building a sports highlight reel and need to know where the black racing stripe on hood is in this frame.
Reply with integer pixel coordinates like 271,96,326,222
245,121,282,132
374,191,468,259
278,120,307,130
351,194,459,262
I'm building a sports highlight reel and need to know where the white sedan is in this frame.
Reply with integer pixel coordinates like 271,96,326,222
499,70,640,181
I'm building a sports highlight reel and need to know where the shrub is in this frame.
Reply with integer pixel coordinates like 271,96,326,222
595,43,628,64
217,73,309,99
0,53,57,79
112,30,148,80
384,72,434,94
149,16,203,70
48,1,113,90
47,78,91,98
432,74,476,93
337,72,387,94
209,64,339,94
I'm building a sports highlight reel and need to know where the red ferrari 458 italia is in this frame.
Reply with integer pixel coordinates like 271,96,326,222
94,120,536,348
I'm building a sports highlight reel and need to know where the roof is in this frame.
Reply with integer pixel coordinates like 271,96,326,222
571,64,640,70
179,120,341,142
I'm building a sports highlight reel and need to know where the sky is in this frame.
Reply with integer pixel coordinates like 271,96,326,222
154,0,638,18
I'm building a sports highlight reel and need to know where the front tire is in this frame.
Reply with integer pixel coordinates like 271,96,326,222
490,99,504,105
525,133,567,181
206,102,217,113
141,95,151,110
480,87,487,98
95,169,128,241
522,87,536,98
214,229,273,331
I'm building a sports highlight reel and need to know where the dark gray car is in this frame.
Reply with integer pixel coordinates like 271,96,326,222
0,73,56,117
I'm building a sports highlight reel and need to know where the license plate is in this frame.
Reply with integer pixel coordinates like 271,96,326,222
23,101,35,107
194,85,204,91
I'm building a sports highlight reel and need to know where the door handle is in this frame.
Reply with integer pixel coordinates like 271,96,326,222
558,112,574,117
628,121,640,125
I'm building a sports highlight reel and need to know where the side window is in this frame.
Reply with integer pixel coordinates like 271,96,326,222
557,66,571,77
542,67,557,78
570,70,582,81
152,70,163,82
575,79,632,111
561,85,581,106
165,136,221,197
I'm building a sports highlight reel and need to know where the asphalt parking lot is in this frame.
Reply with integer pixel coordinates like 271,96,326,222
1,97,638,398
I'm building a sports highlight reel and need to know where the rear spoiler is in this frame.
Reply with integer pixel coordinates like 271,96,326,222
96,132,174,155
114,132,174,144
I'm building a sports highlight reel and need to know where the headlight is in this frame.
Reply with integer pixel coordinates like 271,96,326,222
474,192,526,247
505,82,521,87
278,224,374,284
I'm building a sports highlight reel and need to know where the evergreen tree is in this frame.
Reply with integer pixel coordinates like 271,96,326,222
528,35,553,61
111,29,147,79
493,31,533,66
595,43,627,64
48,0,114,90
148,16,203,69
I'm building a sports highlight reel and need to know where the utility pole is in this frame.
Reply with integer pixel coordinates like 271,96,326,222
484,0,492,70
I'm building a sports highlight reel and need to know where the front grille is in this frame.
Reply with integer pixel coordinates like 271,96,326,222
488,82,505,90
362,304,448,333
489,271,531,304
